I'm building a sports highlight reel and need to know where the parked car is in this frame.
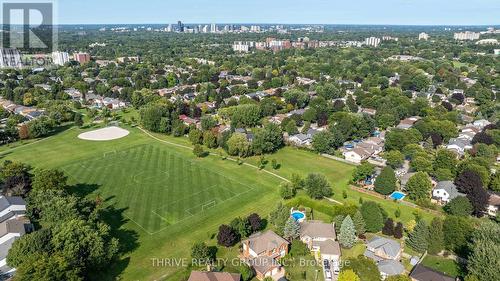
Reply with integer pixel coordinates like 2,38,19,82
323,259,330,269
325,270,332,280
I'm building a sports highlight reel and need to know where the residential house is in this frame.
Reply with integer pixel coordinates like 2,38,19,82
299,221,341,263
486,192,500,217
409,264,455,281
378,260,405,279
473,119,490,129
397,117,420,130
296,77,316,86
432,181,465,204
179,115,199,127
364,236,404,279
241,230,289,280
361,108,377,116
0,196,26,222
0,196,28,274
187,271,241,281
288,128,320,147
268,114,287,125
343,147,371,164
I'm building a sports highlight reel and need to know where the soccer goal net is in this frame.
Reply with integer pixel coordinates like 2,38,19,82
201,200,217,211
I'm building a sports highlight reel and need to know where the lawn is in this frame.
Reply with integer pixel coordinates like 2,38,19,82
421,255,463,278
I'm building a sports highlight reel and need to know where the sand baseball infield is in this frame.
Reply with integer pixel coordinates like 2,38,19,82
78,126,130,141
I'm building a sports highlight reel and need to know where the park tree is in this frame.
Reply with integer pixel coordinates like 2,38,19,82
252,123,284,155
360,201,384,233
74,113,84,127
406,172,432,201
338,269,360,281
247,213,263,232
188,128,203,145
217,225,239,247
407,220,429,253
230,217,252,238
193,144,205,157
279,182,296,199
191,242,213,263
203,131,217,148
339,215,356,248
467,221,500,281
32,169,67,191
374,167,396,195
312,131,339,154
304,173,332,199
353,210,366,236
6,229,52,268
427,217,444,255
283,217,300,240
444,196,473,216
227,133,251,157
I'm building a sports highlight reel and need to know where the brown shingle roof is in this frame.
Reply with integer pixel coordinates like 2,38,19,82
299,220,336,239
243,230,289,255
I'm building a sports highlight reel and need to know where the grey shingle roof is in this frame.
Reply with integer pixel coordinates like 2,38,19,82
366,236,401,258
378,259,405,276
434,181,465,200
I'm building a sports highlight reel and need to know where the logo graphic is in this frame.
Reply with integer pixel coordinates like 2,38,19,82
1,1,55,52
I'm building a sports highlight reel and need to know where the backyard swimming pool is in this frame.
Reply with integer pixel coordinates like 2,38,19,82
390,191,406,200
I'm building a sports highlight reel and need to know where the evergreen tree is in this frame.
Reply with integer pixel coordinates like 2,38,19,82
427,218,444,255
360,201,384,233
353,210,366,236
382,218,395,236
407,220,429,253
333,215,345,235
374,167,397,195
338,215,356,248
283,217,300,240
394,222,404,239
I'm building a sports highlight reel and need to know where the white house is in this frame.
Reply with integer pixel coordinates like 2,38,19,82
486,192,500,217
343,147,370,163
432,181,465,204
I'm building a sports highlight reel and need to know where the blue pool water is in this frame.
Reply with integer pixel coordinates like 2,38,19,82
390,192,406,200
291,211,305,221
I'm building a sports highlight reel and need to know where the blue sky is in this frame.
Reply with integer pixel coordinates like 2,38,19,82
54,0,499,25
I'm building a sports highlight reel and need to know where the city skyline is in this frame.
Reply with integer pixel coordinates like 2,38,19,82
46,0,500,25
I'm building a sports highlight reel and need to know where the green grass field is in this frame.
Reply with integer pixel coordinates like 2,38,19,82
61,144,255,234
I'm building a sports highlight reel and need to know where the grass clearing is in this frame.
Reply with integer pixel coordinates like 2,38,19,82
421,255,463,278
